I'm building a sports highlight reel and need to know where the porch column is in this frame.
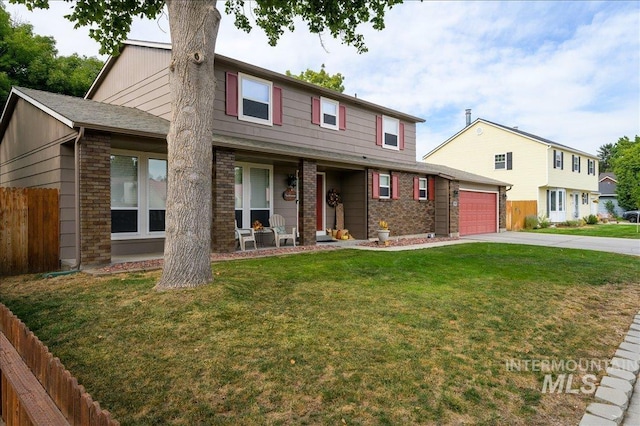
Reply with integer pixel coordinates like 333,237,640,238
298,159,317,246
449,180,460,237
79,132,111,266
212,148,236,253
499,186,507,232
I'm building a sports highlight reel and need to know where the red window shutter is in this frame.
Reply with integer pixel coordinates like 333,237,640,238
399,122,405,150
392,174,399,200
312,97,321,125
372,172,380,199
273,86,283,126
413,176,420,200
225,72,238,117
428,177,435,201
376,115,383,146
339,105,347,130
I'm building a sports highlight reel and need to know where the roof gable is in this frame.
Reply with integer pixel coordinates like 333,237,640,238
0,87,169,141
425,118,597,159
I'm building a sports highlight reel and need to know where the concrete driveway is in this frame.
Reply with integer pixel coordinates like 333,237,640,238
463,231,640,257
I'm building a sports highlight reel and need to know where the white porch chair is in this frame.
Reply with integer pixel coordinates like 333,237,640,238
269,214,296,248
235,220,256,251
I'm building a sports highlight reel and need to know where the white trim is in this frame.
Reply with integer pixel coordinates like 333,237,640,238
382,115,400,151
319,97,339,130
235,161,274,228
418,177,428,200
316,172,327,235
379,173,391,199
238,72,273,126
110,149,167,240
494,153,506,170
9,87,74,128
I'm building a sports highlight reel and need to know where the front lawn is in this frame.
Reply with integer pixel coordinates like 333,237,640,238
1,244,639,425
522,223,640,239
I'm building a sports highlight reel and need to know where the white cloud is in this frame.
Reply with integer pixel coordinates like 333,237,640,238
5,1,639,160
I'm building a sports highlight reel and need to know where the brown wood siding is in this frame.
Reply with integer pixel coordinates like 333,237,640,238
341,171,367,239
90,46,419,164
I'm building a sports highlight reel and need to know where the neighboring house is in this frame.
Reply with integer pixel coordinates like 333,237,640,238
0,40,508,269
598,172,622,217
423,116,599,223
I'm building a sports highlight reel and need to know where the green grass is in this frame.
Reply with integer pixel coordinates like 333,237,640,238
1,243,639,425
522,223,640,239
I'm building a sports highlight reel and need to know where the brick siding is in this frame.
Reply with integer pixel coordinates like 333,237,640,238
79,132,111,266
212,148,236,253
298,159,317,246
499,186,507,231
449,181,460,237
367,169,436,238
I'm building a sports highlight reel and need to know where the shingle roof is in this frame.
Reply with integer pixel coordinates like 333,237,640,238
1,87,508,188
598,172,617,195
0,87,169,139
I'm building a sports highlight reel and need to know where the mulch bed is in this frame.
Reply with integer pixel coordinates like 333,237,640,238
357,236,459,248
91,237,460,274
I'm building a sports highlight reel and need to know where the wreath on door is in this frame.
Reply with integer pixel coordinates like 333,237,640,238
326,188,341,207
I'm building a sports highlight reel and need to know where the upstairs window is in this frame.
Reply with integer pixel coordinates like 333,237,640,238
382,116,399,150
572,155,581,173
321,97,339,129
495,154,506,170
239,73,272,125
554,150,564,169
588,159,596,175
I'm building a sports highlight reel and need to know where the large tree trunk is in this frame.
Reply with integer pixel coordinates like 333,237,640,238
156,0,220,289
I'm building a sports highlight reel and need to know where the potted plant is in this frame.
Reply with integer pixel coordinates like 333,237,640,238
377,220,390,244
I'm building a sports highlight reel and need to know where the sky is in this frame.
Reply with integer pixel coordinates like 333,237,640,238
5,0,640,161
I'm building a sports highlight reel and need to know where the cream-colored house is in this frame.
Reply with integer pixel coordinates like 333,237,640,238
423,118,599,223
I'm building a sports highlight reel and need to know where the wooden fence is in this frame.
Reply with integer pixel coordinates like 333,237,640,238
0,303,119,425
506,200,538,231
0,187,59,276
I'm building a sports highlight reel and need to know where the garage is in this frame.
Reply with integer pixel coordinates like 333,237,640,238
459,191,497,235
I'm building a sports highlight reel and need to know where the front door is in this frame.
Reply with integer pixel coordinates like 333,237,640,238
548,189,566,223
316,173,325,235
572,193,580,219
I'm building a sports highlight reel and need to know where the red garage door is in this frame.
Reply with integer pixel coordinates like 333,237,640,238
459,191,497,236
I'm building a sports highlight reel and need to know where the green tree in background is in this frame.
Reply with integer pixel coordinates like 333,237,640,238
286,64,345,92
611,135,640,210
597,142,615,172
12,0,403,289
0,3,102,104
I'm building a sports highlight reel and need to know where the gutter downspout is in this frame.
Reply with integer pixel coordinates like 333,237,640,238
72,127,85,270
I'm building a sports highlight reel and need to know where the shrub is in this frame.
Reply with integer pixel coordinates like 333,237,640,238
524,215,539,229
537,215,551,228
563,220,583,227
584,214,598,225
604,200,616,217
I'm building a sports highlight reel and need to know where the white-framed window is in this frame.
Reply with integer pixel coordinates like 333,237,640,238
494,153,506,170
588,159,595,175
320,97,339,130
572,155,580,172
110,150,167,239
418,178,427,200
382,116,399,150
379,174,391,199
555,151,563,169
234,162,273,229
582,193,589,205
238,72,272,125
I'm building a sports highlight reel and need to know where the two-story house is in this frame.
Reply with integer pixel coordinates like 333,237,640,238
423,116,599,224
0,40,508,269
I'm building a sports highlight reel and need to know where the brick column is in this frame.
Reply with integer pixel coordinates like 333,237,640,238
449,180,460,237
298,159,317,246
212,148,236,253
79,132,111,266
499,186,507,232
